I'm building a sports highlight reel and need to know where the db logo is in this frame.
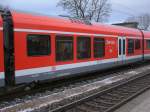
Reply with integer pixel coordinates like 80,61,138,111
106,40,115,45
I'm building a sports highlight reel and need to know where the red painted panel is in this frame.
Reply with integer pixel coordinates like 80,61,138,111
105,37,118,59
14,32,53,70
12,11,142,38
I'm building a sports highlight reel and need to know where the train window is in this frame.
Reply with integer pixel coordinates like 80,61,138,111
77,37,91,59
146,40,150,49
119,39,122,55
128,39,134,54
56,36,73,61
135,39,141,50
94,38,105,58
27,35,50,56
123,39,126,55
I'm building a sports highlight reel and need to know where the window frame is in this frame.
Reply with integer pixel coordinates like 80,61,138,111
146,40,150,49
77,36,91,60
94,37,105,58
127,39,134,54
135,39,141,50
55,35,74,62
27,34,51,57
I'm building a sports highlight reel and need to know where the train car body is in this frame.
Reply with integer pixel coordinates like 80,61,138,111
0,9,150,87
143,31,150,60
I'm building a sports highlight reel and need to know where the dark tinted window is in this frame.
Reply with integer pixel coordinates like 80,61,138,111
128,39,134,54
27,35,50,56
94,38,105,58
123,39,126,55
135,39,141,50
56,36,73,61
77,37,91,59
119,39,122,55
146,40,150,49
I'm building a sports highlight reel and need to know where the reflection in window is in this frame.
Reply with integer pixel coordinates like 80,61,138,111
128,39,134,54
146,40,150,49
94,38,105,58
27,35,50,56
56,36,73,61
77,37,91,59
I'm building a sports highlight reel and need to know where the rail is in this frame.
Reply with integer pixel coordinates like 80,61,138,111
51,69,150,112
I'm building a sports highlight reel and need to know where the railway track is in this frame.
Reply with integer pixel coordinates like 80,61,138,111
48,67,150,112
0,61,145,103
0,61,150,112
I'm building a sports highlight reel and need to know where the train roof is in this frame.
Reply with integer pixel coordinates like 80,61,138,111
143,31,150,37
4,11,144,37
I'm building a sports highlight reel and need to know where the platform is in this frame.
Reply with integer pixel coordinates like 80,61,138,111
115,89,150,112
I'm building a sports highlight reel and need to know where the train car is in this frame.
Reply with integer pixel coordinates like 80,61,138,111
143,31,150,60
0,9,149,87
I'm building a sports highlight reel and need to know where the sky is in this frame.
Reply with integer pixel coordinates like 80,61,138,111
0,0,150,24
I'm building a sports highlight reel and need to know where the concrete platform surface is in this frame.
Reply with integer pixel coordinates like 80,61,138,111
115,89,150,112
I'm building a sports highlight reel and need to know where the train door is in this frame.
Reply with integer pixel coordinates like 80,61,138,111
118,37,126,63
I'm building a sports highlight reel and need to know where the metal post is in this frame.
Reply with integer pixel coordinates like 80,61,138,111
0,8,15,87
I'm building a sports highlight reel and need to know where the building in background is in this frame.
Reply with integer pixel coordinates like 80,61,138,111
112,22,139,29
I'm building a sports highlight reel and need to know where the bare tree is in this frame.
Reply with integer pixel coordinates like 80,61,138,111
126,14,150,30
57,0,111,22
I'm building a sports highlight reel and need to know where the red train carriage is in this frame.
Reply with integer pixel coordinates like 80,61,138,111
0,8,149,87
143,31,150,59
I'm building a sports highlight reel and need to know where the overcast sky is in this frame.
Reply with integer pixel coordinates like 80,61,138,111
0,0,149,24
